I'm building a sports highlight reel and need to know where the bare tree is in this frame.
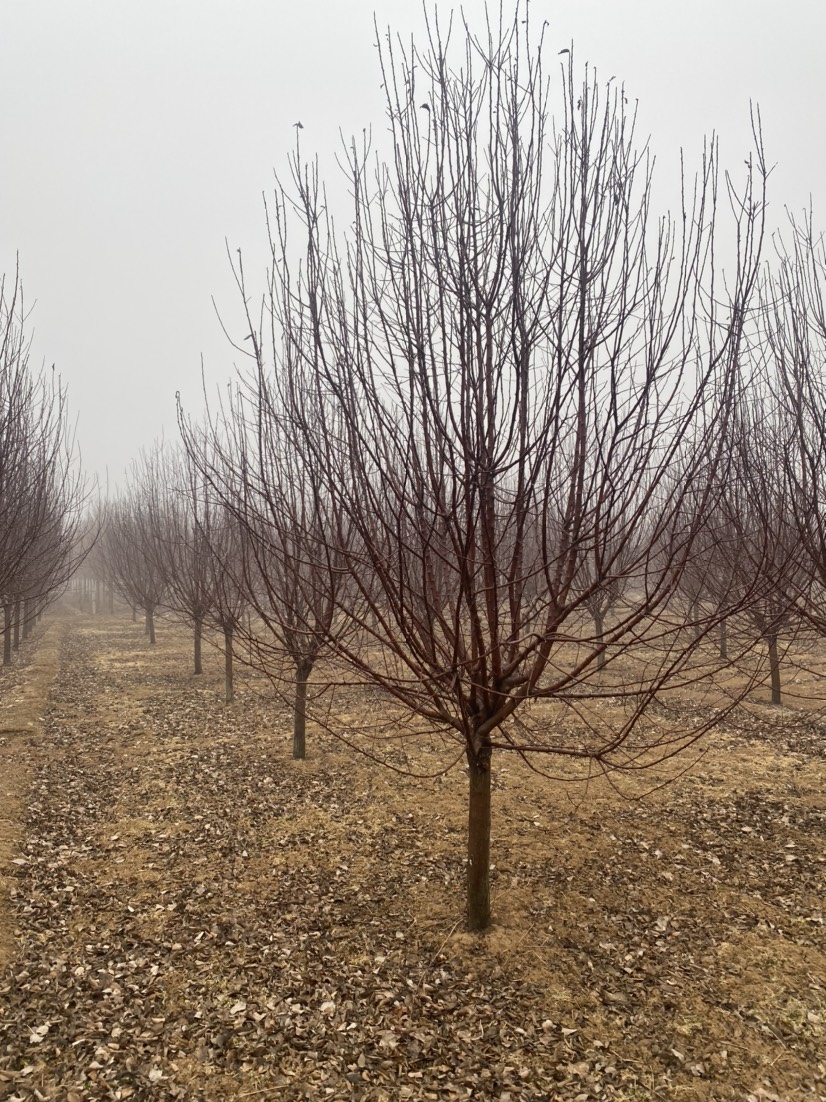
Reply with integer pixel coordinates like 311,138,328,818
130,445,220,675
180,374,348,757
174,426,251,704
75,506,115,615
206,506,249,705
102,446,219,658
0,270,86,664
569,522,639,672
764,212,826,647
704,401,807,706
101,490,168,646
224,10,767,928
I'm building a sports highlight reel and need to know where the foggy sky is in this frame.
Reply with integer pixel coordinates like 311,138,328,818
1,0,823,489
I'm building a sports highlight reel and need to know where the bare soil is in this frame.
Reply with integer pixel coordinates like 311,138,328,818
0,623,62,971
0,607,823,1101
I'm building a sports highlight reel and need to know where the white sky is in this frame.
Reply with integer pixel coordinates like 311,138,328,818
1,0,823,488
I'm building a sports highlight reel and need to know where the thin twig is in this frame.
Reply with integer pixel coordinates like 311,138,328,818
429,918,461,965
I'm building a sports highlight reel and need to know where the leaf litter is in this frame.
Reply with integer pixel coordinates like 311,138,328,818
0,609,823,1100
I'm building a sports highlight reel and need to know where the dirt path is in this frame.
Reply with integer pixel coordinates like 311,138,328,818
0,618,63,971
0,611,824,1101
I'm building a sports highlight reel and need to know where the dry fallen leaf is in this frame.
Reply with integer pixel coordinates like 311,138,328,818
1,613,823,1102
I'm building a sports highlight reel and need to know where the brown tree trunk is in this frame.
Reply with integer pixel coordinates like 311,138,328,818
690,599,701,643
224,625,234,704
293,660,312,760
466,743,492,932
146,604,156,645
193,618,203,674
108,586,114,614
132,604,137,623
3,604,11,666
767,632,781,706
719,617,727,660
593,608,605,671
22,599,31,641
12,598,20,651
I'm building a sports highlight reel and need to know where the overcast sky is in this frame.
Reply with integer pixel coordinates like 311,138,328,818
1,0,823,489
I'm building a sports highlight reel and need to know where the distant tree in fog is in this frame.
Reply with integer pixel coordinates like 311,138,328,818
101,476,168,647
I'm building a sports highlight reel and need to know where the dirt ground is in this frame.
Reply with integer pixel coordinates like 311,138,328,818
0,606,823,1101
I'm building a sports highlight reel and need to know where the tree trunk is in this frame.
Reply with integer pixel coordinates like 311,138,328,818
690,599,701,643
12,598,20,651
767,632,781,706
719,617,727,660
466,743,492,932
22,599,31,641
593,608,605,671
293,660,312,760
193,618,203,674
3,605,11,666
108,586,114,614
224,625,234,704
132,604,137,623
146,604,156,646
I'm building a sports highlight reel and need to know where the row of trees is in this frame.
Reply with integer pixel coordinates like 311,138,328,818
0,270,84,661
86,450,246,704
86,10,826,930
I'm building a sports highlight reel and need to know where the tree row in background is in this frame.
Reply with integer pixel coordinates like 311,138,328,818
0,270,85,661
